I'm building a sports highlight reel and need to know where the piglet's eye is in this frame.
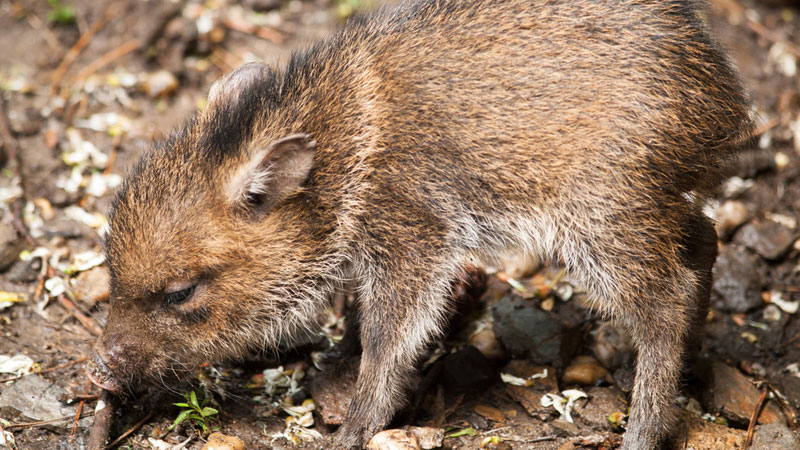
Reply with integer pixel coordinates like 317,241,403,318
164,285,195,306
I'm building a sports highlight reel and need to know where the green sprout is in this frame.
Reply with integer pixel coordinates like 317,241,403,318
46,0,76,25
168,390,219,435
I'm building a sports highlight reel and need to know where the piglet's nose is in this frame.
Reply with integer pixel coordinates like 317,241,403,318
85,338,126,393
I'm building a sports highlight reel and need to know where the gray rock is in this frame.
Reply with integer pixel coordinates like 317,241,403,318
779,374,800,411
712,246,765,312
492,295,577,366
734,219,797,261
6,258,40,282
7,106,42,136
751,422,800,450
0,374,91,430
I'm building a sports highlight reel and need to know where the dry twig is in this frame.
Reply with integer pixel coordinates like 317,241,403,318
25,14,61,52
743,387,769,449
87,390,119,450
746,19,800,59
45,265,104,336
51,4,118,95
105,411,153,449
71,379,93,435
4,411,94,430
103,133,122,176
222,16,283,43
56,295,104,336
66,39,141,96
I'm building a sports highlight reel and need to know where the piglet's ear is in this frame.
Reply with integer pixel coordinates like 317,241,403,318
207,62,271,110
227,134,316,212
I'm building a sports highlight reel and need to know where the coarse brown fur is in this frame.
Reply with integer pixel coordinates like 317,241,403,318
87,0,754,448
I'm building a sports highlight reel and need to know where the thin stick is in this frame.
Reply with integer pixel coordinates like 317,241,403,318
71,379,92,435
26,14,61,52
46,266,104,336
66,39,141,95
743,388,769,449
103,133,122,176
766,384,798,429
34,275,46,300
526,435,557,443
57,295,103,336
105,411,154,449
4,411,94,430
222,16,283,43
51,4,117,95
746,19,800,59
0,356,88,384
87,391,119,450
63,393,100,402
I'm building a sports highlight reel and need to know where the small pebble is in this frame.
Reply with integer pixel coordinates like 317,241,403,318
468,328,506,361
140,70,179,98
715,200,749,239
71,267,111,307
407,427,444,449
474,404,505,422
201,432,245,450
562,355,608,386
774,152,790,171
367,429,419,450
763,304,782,322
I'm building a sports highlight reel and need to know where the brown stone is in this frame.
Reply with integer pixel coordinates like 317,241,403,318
474,404,505,422
468,329,506,361
70,267,110,307
201,432,245,450
702,361,786,427
561,355,608,386
406,426,444,450
667,411,745,450
367,429,419,450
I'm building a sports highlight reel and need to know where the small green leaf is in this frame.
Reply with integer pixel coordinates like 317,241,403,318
445,427,477,438
168,409,193,431
173,402,190,408
201,407,218,417
189,391,199,409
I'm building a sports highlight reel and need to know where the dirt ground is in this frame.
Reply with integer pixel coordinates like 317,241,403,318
1,0,800,449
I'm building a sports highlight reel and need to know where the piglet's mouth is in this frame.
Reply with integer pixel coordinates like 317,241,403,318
85,353,124,394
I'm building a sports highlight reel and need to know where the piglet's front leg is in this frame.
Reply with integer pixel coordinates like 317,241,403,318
333,221,457,448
